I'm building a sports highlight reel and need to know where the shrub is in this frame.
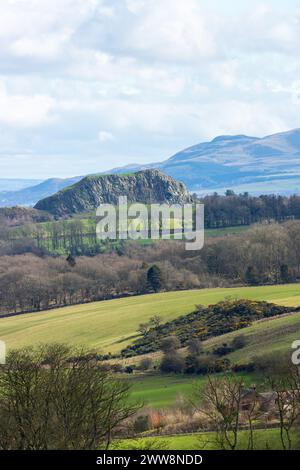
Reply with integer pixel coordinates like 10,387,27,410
160,336,181,353
231,334,247,350
139,358,153,371
213,343,233,357
232,362,255,373
213,358,231,372
192,355,216,375
133,415,150,434
147,265,165,292
187,338,203,356
160,353,185,374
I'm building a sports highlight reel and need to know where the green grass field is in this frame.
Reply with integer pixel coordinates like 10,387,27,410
1,284,300,354
116,428,299,450
129,375,196,409
129,375,205,409
205,225,250,237
128,372,260,409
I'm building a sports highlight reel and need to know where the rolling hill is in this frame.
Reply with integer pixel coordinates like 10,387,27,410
1,284,300,355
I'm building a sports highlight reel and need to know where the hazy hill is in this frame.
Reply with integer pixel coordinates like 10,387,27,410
0,179,42,192
35,169,190,217
0,177,82,208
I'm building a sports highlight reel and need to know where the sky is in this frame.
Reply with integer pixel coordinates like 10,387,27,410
0,0,300,179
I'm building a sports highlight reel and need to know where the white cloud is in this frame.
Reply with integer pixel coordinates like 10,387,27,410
98,131,114,142
269,21,297,47
0,0,101,37
10,30,72,60
0,82,55,127
0,0,300,178
125,0,219,62
194,100,287,139
232,3,300,54
125,0,148,15
210,60,239,89
0,0,107,64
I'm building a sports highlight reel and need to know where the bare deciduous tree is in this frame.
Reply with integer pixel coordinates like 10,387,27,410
266,362,300,450
0,344,140,450
193,374,244,450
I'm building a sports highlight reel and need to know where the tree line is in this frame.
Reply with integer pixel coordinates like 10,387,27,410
198,192,300,228
2,193,300,256
1,220,300,315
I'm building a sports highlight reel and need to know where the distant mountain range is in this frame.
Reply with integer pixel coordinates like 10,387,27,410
109,128,300,194
1,128,300,207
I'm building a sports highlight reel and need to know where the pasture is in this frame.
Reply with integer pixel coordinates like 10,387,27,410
1,284,300,354
128,372,260,409
115,428,299,450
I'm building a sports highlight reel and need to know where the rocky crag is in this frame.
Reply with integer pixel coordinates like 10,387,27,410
35,170,190,217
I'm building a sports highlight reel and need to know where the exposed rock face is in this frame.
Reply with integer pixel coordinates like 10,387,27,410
34,170,191,217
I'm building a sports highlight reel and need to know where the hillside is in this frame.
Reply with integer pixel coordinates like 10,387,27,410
121,300,295,357
35,170,190,217
204,311,300,364
1,284,300,355
116,310,300,370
